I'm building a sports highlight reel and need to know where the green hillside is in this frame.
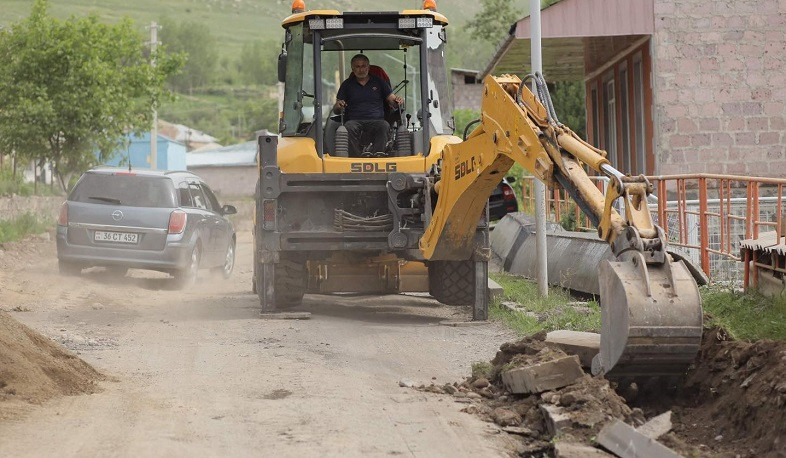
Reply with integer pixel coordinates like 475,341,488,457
0,0,533,145
0,0,529,57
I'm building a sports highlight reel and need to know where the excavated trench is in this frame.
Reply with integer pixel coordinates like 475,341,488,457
414,328,786,457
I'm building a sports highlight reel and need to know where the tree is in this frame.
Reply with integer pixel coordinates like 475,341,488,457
237,39,280,87
158,17,217,93
0,0,183,190
551,81,586,138
465,0,519,45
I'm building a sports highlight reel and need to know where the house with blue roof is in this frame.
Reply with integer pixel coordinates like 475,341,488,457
101,131,187,171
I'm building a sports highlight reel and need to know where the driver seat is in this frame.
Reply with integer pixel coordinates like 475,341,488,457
369,65,401,127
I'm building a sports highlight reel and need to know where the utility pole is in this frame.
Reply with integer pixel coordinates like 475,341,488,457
148,21,161,170
530,0,548,298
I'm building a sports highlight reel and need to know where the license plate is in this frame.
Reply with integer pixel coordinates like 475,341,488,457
94,231,138,244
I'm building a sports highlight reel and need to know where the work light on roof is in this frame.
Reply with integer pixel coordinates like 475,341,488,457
398,17,416,29
423,0,437,11
309,18,325,29
416,17,433,27
398,17,433,29
325,17,343,28
291,0,305,13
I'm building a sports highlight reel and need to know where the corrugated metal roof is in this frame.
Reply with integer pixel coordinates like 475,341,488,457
479,0,654,81
740,232,785,251
186,141,256,168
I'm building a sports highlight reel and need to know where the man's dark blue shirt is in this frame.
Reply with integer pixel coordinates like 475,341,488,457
336,74,392,121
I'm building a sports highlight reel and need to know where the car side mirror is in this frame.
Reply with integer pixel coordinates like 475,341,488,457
221,204,237,216
277,50,287,83
505,176,516,183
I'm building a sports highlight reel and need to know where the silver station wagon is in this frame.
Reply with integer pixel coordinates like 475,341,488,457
56,167,236,287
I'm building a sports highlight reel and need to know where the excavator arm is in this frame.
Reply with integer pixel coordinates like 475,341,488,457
421,74,703,378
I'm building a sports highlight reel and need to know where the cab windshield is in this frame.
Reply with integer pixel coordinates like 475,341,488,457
280,18,452,157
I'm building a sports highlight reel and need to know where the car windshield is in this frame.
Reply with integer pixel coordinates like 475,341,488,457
70,173,176,208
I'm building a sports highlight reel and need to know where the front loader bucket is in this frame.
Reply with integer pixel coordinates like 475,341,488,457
592,253,703,378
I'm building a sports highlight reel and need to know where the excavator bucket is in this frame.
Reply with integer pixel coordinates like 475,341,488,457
592,252,703,378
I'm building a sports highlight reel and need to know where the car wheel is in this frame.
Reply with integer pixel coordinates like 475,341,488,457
213,240,235,279
58,259,82,276
174,245,200,289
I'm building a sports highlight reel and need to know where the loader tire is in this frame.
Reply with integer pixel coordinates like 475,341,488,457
428,260,475,306
257,256,307,310
275,258,307,307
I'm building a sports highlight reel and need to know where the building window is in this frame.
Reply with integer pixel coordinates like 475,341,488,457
603,76,617,167
633,57,647,175
464,75,478,84
619,64,631,174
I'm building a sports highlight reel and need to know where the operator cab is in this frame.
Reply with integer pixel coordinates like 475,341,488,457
278,2,453,158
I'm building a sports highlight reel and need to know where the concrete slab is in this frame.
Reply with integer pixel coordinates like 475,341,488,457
540,404,572,436
546,330,600,368
636,411,672,440
597,419,682,458
555,442,614,457
487,278,504,301
259,311,312,320
501,355,584,394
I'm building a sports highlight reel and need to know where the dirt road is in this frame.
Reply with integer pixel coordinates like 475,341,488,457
0,230,521,457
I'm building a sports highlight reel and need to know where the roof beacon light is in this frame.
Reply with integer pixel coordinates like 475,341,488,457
292,0,306,13
423,0,436,11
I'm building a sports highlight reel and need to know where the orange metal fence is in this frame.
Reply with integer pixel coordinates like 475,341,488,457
518,173,786,286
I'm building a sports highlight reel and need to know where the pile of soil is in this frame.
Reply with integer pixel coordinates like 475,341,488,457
0,311,103,420
415,328,786,457
658,327,786,456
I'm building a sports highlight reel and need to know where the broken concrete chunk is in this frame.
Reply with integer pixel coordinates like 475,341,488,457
472,377,490,389
491,407,522,426
740,374,755,388
500,301,522,312
442,384,458,395
502,355,584,394
597,419,682,458
540,404,572,436
501,425,535,436
545,330,600,369
636,411,672,440
555,442,615,457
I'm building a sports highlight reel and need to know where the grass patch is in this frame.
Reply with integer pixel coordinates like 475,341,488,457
701,285,786,341
0,213,53,243
491,272,786,343
490,272,600,336
0,167,58,197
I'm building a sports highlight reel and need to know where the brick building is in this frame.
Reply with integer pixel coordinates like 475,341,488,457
451,68,484,111
480,0,786,178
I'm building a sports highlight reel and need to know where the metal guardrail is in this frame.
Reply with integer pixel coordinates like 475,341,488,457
518,173,786,286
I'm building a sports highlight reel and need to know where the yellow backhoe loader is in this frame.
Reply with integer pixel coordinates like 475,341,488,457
253,1,703,378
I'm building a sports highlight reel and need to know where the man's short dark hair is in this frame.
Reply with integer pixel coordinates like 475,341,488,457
351,54,369,64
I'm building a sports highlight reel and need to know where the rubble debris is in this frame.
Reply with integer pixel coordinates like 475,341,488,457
545,330,600,368
554,442,614,457
540,404,571,436
501,355,584,394
636,411,672,440
410,326,786,457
